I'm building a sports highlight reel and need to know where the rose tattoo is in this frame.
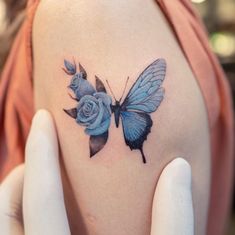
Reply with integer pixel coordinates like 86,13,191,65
76,93,112,136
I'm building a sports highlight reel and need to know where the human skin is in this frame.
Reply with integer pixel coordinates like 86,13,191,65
0,110,194,235
33,0,211,234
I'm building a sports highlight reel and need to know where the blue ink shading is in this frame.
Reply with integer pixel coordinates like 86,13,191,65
111,58,166,163
76,92,112,136
68,73,96,100
64,59,76,75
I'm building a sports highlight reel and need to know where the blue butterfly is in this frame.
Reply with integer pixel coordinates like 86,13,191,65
63,59,166,163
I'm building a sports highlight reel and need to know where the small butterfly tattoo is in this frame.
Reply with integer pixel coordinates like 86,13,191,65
63,58,166,163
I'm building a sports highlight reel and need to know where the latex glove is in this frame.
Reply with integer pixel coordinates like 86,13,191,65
0,110,70,235
151,158,194,235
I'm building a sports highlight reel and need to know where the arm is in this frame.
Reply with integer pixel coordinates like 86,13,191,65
33,1,210,234
0,110,194,235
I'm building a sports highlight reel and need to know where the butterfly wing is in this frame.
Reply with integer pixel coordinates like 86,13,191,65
120,59,166,163
122,58,166,113
120,111,152,163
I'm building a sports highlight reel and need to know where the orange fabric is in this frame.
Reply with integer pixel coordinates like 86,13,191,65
0,0,234,235
0,0,39,178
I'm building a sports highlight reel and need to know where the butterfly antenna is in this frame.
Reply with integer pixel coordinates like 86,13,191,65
106,79,117,101
119,76,129,102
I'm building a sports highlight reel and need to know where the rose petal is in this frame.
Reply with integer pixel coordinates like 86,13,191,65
74,78,96,99
94,92,112,114
76,110,98,124
83,101,95,115
68,74,80,91
77,100,99,124
86,99,104,129
64,59,76,75
76,95,100,125
77,96,97,114
78,95,98,108
85,117,111,136
91,103,99,115
102,106,111,121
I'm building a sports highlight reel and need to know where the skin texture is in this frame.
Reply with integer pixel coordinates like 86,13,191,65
0,110,194,235
33,0,211,234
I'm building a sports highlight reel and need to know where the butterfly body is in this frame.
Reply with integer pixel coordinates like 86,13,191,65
64,58,166,163
111,101,123,128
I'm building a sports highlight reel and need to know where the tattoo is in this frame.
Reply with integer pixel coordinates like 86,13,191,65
63,58,166,163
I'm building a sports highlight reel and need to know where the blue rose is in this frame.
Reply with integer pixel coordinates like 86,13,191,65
76,92,112,136
69,73,96,100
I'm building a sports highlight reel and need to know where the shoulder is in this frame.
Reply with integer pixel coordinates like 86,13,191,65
33,2,210,234
33,0,209,142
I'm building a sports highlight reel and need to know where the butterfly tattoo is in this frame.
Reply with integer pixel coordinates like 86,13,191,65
63,58,166,163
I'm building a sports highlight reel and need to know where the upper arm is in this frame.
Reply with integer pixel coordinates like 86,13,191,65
33,1,210,234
